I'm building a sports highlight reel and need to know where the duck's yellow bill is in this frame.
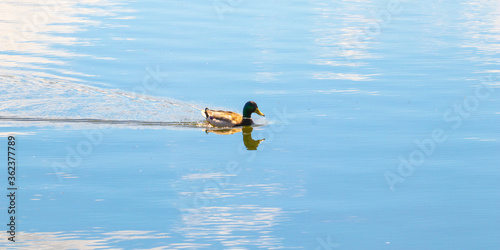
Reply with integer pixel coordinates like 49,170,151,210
255,108,265,116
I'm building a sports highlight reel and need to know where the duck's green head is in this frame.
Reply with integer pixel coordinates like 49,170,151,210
243,101,265,118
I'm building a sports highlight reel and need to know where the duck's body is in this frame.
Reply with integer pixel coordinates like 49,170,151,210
203,101,265,127
203,109,251,127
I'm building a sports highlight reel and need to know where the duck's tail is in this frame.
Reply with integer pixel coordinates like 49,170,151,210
202,108,209,118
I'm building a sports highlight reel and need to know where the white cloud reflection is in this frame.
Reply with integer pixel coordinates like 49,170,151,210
177,205,286,249
312,72,377,81
317,88,379,95
310,0,380,68
10,230,169,250
175,167,305,249
460,0,500,68
0,0,133,79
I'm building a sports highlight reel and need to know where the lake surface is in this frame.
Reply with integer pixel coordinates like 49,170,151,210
1,0,499,249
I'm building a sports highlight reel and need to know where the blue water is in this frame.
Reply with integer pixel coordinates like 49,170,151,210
1,0,499,249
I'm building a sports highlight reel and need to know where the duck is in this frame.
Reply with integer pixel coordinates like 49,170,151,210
203,101,265,127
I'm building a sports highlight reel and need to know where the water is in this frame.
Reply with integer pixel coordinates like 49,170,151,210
1,0,499,249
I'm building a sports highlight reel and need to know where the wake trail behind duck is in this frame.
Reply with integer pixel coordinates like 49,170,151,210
0,75,208,128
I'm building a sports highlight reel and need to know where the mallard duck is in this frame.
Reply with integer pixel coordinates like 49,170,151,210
203,101,265,127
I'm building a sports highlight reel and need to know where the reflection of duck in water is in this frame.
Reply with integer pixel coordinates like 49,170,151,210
205,126,265,150
202,101,265,127
241,126,265,150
